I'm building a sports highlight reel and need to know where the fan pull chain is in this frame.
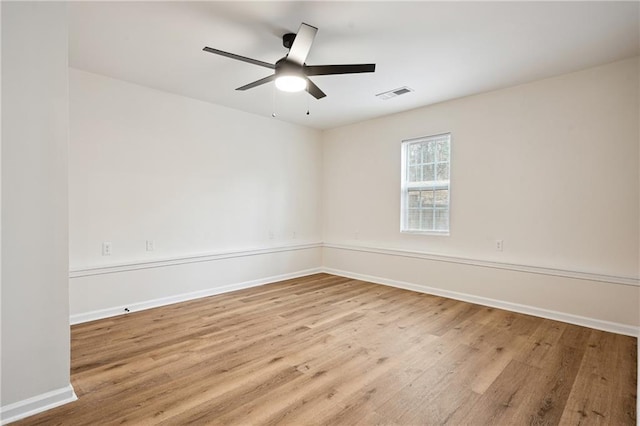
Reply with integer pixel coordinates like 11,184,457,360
271,85,277,117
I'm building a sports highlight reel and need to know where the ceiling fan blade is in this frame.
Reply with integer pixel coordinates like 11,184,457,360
304,64,376,76
236,74,276,91
203,47,275,70
306,78,326,99
286,23,318,66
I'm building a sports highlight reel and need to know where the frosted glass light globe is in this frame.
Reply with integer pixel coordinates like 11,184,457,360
275,75,306,92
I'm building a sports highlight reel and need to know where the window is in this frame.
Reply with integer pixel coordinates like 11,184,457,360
401,133,451,234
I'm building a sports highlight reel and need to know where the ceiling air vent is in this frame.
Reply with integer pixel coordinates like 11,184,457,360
376,86,414,100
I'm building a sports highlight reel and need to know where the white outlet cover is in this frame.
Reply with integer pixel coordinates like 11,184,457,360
102,242,112,256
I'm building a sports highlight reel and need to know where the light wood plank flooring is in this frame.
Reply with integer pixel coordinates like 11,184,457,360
15,273,637,425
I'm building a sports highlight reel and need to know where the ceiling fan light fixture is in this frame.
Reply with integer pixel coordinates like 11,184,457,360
203,22,374,100
275,75,307,92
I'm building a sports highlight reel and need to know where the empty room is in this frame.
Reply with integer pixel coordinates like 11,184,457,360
1,1,638,425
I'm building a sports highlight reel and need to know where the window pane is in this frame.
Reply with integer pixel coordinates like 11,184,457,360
434,189,448,206
409,144,420,165
422,164,434,181
434,209,449,230
422,208,434,230
420,189,434,207
408,192,421,208
436,140,449,161
436,163,449,181
424,143,435,163
408,166,418,182
408,209,421,229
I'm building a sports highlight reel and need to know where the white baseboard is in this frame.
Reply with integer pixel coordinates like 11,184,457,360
323,267,640,337
0,384,77,425
70,267,323,325
71,262,638,336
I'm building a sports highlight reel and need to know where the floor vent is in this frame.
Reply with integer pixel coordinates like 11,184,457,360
376,86,414,100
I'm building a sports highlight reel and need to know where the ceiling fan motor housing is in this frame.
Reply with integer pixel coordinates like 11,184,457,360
275,58,300,76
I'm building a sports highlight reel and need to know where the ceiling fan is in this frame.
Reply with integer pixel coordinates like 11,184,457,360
203,23,376,99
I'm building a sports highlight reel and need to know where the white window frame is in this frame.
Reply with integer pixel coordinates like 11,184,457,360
400,133,451,235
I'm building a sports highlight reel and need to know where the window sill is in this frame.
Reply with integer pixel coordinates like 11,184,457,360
401,230,450,236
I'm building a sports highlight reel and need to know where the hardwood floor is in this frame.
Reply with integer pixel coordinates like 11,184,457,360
15,273,637,425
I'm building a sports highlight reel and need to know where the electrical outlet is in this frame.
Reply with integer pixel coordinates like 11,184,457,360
102,242,112,256
496,240,504,251
146,240,155,251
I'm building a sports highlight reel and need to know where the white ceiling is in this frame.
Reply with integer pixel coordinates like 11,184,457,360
69,1,640,130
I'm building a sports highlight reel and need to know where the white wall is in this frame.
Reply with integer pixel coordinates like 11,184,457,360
1,2,75,422
69,69,323,319
70,59,640,332
323,57,640,330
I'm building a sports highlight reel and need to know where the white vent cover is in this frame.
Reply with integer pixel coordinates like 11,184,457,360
376,86,414,100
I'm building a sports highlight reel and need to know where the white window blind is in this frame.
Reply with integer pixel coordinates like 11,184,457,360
401,133,451,234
